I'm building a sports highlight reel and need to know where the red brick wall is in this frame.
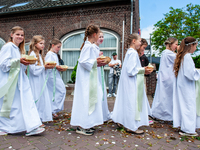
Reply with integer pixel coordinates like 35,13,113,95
0,0,140,60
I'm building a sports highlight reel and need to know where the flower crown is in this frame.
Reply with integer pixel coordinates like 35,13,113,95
185,40,198,46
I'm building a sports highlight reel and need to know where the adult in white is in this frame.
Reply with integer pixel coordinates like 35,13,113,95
107,53,121,97
111,33,152,134
173,37,200,136
0,26,44,136
45,38,66,117
151,37,178,121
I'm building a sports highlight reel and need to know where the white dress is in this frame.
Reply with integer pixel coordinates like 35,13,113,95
45,51,66,114
93,44,110,121
70,41,104,129
173,53,200,134
151,49,176,121
111,48,150,131
28,51,52,122
0,42,42,133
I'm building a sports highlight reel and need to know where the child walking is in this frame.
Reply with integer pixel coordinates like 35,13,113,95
0,26,44,136
70,25,106,135
94,31,110,122
45,38,66,118
173,37,199,136
111,33,151,134
151,37,178,121
28,35,53,123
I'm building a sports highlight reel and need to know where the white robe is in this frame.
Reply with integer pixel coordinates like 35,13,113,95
70,41,104,129
151,49,176,121
0,42,42,133
93,44,110,121
173,53,200,134
111,48,150,131
45,51,66,114
28,51,52,122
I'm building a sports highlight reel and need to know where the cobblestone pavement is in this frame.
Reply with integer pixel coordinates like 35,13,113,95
0,95,200,150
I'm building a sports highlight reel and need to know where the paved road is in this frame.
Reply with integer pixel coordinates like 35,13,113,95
0,95,200,150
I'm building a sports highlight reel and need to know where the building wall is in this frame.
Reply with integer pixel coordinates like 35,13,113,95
0,0,139,60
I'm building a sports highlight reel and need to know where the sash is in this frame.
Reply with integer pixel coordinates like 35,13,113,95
0,59,20,118
88,60,98,115
52,67,56,102
101,66,105,101
135,68,145,121
195,79,200,116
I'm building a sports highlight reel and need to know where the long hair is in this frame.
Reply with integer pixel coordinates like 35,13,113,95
28,35,45,66
80,24,99,50
136,38,148,55
8,26,26,54
164,37,178,50
174,37,197,77
48,38,61,51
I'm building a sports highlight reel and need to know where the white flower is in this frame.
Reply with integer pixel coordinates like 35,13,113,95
135,145,138,147
112,142,116,144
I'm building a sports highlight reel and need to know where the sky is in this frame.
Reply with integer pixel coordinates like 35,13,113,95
140,0,200,40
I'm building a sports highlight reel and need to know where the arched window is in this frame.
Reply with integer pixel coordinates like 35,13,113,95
61,29,120,86
0,38,6,50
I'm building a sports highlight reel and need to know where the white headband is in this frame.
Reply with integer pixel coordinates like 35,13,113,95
185,40,198,46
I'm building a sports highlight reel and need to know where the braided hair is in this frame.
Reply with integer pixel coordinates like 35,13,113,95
164,37,178,50
80,25,99,50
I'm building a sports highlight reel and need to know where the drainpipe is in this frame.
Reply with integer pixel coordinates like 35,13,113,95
130,0,133,34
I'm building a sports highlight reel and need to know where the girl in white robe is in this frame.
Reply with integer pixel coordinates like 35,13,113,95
45,38,66,117
173,37,200,136
0,26,44,136
94,31,110,122
151,37,178,121
70,25,107,136
111,33,152,134
28,35,53,123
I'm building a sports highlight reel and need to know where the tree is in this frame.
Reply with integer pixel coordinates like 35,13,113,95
151,3,200,54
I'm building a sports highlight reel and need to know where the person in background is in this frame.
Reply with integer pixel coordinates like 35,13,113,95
107,52,121,97
138,39,149,67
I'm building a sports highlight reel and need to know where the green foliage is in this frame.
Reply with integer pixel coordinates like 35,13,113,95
151,3,200,54
71,60,78,83
192,55,200,68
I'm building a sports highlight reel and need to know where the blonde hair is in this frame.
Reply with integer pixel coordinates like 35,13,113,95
48,38,61,51
28,35,45,66
8,26,25,54
80,24,99,50
174,37,197,77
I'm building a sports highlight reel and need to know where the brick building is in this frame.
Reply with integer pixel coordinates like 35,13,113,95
0,0,140,85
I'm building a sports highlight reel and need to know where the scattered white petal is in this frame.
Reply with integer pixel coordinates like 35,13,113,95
9,146,12,149
135,145,138,147
147,138,150,140
112,130,114,131
77,136,80,138
124,140,126,142
111,136,115,138
126,135,128,137
112,141,116,144
99,127,101,128
157,135,159,137
96,142,99,145
188,140,191,142
146,130,148,132
58,132,60,134
95,136,98,138
179,138,181,140
104,142,108,144
68,133,71,135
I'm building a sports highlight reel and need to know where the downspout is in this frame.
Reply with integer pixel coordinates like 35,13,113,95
130,0,133,34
